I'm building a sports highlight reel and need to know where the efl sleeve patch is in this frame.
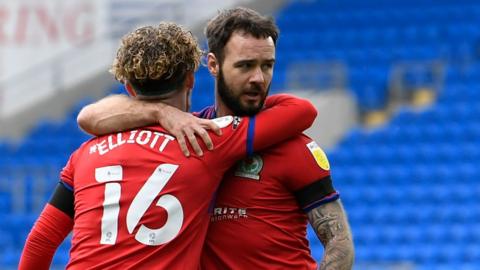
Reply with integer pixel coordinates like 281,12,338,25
306,141,330,171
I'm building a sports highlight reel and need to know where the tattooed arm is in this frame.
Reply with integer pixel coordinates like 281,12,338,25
307,199,354,270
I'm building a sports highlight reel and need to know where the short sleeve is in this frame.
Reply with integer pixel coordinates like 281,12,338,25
282,136,331,190
281,135,339,212
59,150,78,191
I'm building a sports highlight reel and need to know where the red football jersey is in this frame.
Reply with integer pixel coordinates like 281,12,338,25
201,134,334,270
60,95,315,269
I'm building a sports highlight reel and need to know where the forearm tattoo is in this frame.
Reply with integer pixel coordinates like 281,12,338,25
307,199,354,270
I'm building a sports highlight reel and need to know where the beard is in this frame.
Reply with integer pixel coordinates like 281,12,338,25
217,68,270,116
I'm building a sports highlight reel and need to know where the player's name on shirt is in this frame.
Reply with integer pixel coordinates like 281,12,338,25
89,129,175,156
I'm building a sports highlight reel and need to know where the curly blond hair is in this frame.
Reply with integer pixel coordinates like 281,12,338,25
111,22,202,95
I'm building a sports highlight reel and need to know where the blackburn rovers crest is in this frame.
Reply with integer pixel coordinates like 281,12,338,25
234,154,263,180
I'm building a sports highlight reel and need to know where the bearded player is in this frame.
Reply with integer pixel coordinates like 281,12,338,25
19,21,317,269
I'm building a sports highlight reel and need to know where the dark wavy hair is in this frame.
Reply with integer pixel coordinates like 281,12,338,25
205,7,279,63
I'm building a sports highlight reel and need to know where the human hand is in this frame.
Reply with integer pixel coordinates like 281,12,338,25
158,106,222,157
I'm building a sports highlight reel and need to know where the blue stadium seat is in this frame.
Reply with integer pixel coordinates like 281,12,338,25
355,244,374,261
355,225,380,246
0,192,12,212
437,243,465,264
465,243,480,262
52,238,71,266
402,225,423,244
0,229,14,250
375,244,397,261
0,247,19,267
414,244,438,263
395,243,416,261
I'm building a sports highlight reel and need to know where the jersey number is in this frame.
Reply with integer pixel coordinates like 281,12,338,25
95,164,183,246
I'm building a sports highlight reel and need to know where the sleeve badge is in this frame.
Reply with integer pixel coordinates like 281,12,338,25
306,141,330,171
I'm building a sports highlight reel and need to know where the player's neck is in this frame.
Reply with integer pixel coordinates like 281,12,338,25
167,98,188,112
215,106,232,117
148,88,188,112
215,97,233,117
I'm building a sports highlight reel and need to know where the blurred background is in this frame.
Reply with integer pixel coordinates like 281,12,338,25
1,0,479,269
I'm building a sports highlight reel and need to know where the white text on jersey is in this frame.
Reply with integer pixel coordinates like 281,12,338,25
89,130,175,156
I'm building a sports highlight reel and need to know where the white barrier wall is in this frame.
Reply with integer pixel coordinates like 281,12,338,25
0,0,108,119
0,0,104,80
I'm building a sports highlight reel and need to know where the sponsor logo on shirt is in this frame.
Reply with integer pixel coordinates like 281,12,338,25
234,154,263,180
210,207,248,222
306,141,330,170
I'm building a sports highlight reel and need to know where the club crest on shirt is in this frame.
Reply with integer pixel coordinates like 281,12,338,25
306,141,330,171
234,154,263,180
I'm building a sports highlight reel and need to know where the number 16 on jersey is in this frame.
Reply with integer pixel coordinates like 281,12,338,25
95,164,184,246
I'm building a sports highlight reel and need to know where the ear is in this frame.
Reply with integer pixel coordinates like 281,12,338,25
207,52,219,77
125,82,137,97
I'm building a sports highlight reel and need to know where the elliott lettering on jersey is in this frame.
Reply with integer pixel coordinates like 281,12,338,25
89,129,175,155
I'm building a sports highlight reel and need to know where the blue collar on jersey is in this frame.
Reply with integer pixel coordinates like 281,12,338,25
196,105,217,119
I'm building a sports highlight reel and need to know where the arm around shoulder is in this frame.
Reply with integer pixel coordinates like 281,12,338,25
252,94,318,151
77,94,163,136
77,94,220,156
263,94,317,131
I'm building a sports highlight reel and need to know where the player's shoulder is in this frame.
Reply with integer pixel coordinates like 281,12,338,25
208,116,248,146
64,136,98,166
142,125,168,133
278,133,315,149
211,115,243,128
274,134,330,170
261,133,316,158
210,116,245,135
76,136,99,153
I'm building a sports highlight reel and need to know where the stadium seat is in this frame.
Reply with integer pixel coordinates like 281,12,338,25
0,247,20,267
